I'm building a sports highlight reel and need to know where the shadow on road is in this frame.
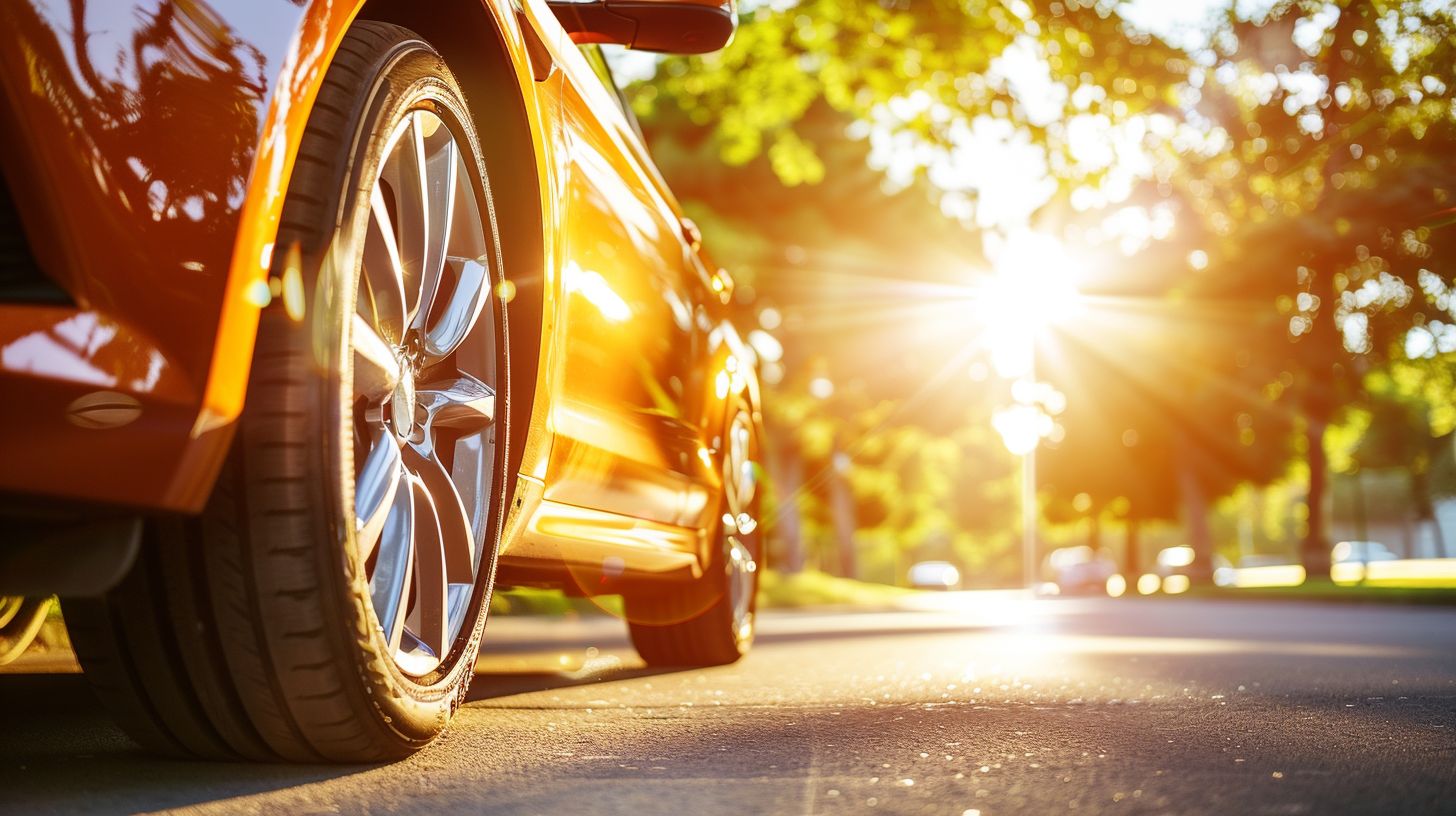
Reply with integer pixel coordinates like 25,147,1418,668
0,674,377,813
467,665,686,703
463,612,1009,707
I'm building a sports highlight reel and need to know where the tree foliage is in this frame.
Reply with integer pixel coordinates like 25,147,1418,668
629,0,1456,581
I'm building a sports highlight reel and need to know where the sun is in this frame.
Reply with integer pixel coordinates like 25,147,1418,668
976,230,1086,379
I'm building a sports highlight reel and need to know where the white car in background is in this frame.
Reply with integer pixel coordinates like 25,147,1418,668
1047,546,1118,595
1333,541,1400,563
908,561,963,591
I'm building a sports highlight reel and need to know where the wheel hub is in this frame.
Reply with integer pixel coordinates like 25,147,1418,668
389,354,416,440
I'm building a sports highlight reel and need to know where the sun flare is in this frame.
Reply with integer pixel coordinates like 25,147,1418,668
977,231,1087,379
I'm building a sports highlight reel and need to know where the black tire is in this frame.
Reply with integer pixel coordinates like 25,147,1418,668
625,574,754,667
66,22,511,763
625,401,761,667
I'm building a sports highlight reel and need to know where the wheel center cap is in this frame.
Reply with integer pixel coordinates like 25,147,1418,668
390,357,416,440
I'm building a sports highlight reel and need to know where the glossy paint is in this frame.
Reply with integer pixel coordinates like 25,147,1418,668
0,0,362,509
0,0,760,583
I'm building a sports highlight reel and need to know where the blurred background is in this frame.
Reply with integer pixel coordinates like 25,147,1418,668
603,0,1456,598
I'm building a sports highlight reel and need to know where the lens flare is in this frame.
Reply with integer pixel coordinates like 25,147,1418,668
1105,573,1127,597
977,231,1086,379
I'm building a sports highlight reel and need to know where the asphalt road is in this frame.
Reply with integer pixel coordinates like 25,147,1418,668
2,593,1454,815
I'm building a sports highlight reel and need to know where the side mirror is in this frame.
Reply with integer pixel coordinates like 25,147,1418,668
547,0,736,55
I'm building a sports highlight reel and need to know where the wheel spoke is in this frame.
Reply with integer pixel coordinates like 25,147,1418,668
447,432,493,567
352,314,401,402
405,477,450,658
363,187,409,342
373,115,427,321
422,148,489,362
417,373,495,435
412,114,458,337
355,429,404,562
423,256,490,363
370,475,418,651
404,445,476,584
724,418,757,516
735,458,758,512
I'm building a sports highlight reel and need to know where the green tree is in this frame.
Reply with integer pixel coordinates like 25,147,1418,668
1176,1,1456,574
634,0,1456,581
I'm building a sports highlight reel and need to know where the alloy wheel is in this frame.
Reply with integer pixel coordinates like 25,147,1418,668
350,109,499,677
721,410,760,644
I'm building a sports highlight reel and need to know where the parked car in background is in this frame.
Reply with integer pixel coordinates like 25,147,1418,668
1330,540,1402,583
1047,546,1118,595
1333,541,1400,563
0,0,757,763
908,560,963,591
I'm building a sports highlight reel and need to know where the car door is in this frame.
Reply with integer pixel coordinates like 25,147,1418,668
544,43,711,529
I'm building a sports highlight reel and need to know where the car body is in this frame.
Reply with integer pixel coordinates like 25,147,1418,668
0,0,757,595
0,0,761,760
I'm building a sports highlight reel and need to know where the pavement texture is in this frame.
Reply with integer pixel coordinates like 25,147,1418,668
1,593,1454,815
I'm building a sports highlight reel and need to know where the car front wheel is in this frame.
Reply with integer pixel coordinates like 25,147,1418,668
65,22,510,762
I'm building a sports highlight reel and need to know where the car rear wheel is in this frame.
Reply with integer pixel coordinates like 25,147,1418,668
65,22,510,762
625,402,761,666
0,596,50,665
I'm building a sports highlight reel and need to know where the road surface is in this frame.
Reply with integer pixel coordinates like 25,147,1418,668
2,594,1454,814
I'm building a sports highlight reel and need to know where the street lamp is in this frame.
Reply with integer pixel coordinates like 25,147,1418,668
980,231,1082,591
993,377,1064,590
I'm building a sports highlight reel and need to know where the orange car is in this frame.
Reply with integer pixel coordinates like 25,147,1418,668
0,0,762,762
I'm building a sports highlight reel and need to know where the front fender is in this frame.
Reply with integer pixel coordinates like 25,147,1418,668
0,0,548,512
